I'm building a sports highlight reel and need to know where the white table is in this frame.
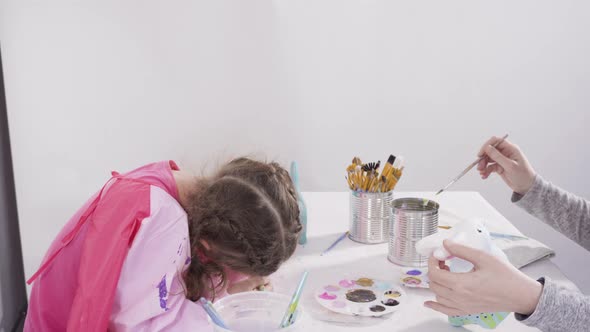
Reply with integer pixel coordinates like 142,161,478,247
271,192,578,331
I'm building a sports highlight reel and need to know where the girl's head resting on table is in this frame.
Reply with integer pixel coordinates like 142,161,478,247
182,157,302,300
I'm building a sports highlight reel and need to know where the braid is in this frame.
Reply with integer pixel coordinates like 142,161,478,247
224,217,263,267
184,213,226,301
269,162,302,233
183,157,303,301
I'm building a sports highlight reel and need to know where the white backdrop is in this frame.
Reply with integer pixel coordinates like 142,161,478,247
2,0,589,293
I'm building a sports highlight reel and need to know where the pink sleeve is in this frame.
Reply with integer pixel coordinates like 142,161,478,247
109,186,213,331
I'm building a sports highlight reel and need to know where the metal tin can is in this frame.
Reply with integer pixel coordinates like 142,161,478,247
388,197,439,267
349,190,394,244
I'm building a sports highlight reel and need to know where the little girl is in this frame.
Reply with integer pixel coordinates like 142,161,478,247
24,158,302,331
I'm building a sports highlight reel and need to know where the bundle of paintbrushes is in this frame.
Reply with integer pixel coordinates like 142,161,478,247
345,155,404,193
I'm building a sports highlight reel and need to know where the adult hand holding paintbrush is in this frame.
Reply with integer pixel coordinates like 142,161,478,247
476,135,535,195
435,135,508,196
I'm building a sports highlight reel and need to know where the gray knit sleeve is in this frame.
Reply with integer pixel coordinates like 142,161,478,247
512,174,590,251
515,277,590,332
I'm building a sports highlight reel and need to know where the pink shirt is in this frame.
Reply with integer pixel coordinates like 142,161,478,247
25,161,238,331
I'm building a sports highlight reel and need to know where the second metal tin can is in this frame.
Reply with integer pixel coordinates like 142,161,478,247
388,197,439,267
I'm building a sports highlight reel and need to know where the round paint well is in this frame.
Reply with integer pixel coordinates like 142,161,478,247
406,269,422,276
382,299,399,306
355,277,374,287
318,292,337,300
324,285,340,292
384,290,402,298
345,289,377,303
339,280,355,288
370,305,386,312
402,276,421,286
332,300,346,308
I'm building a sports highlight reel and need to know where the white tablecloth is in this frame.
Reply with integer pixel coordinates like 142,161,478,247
271,192,578,332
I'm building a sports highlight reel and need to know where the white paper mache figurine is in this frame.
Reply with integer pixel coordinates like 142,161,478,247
415,218,510,329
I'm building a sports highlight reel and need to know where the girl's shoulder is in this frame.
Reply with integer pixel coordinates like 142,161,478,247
117,160,181,201
148,184,187,225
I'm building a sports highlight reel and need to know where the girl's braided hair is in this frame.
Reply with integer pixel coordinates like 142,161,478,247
183,157,301,300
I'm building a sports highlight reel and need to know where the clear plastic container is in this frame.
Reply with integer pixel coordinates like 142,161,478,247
210,291,304,332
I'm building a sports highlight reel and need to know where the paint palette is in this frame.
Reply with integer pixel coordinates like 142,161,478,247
315,277,406,317
400,268,429,289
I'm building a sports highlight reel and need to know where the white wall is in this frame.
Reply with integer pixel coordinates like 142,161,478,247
2,0,589,294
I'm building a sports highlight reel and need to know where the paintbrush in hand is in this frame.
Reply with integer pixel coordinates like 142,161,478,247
435,134,508,196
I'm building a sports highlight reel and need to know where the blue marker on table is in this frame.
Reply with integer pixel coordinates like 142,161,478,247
321,231,349,256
